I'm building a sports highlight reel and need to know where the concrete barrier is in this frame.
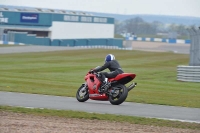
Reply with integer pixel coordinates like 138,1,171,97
126,37,190,44
177,65,200,82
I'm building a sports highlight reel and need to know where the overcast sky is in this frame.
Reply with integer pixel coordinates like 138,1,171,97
1,0,200,17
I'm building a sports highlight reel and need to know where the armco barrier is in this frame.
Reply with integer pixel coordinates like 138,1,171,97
177,66,200,82
73,45,132,50
126,37,190,44
0,43,132,50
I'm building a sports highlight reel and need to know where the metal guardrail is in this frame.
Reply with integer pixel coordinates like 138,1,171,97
177,65,200,82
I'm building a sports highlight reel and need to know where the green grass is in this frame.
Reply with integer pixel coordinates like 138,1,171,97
1,106,199,130
0,49,199,108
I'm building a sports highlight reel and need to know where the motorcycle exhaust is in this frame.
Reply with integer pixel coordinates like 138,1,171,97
127,82,137,92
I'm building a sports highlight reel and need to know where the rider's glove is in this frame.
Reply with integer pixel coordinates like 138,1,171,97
89,70,94,73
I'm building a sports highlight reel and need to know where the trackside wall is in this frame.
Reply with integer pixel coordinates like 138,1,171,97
9,32,122,47
51,22,114,39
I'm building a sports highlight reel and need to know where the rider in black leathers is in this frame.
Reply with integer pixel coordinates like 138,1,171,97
91,54,124,92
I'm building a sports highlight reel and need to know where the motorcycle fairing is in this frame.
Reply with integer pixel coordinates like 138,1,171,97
109,73,136,85
85,73,109,100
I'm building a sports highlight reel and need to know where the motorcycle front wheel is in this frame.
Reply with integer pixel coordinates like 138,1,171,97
76,84,89,102
109,84,128,105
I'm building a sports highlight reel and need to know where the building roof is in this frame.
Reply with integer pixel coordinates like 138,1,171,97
0,5,93,16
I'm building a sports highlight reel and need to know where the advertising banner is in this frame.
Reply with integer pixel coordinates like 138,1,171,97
20,13,39,23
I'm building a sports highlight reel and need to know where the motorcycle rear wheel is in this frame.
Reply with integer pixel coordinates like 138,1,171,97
109,84,128,105
76,84,89,102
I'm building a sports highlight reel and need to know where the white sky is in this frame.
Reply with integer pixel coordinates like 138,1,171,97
1,0,200,17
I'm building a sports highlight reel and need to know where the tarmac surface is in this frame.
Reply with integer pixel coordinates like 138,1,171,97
0,42,190,54
130,41,190,54
0,91,200,123
0,45,86,54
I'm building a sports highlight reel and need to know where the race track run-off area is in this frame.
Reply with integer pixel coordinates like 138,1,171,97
0,43,199,124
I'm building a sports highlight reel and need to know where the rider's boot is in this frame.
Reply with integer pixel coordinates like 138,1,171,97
99,78,111,93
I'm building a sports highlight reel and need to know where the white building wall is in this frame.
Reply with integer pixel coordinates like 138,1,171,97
50,22,114,39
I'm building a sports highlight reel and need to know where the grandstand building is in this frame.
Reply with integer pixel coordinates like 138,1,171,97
0,6,122,47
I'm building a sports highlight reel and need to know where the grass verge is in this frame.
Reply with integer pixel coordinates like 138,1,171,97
0,106,199,130
0,49,199,108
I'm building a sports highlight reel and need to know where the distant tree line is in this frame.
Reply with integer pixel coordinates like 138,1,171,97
114,17,198,39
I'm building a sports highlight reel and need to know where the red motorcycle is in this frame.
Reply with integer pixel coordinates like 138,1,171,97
76,68,137,105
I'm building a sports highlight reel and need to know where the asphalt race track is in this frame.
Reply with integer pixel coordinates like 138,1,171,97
130,42,190,54
0,42,190,54
0,92,200,123
0,45,87,54
1,43,198,123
